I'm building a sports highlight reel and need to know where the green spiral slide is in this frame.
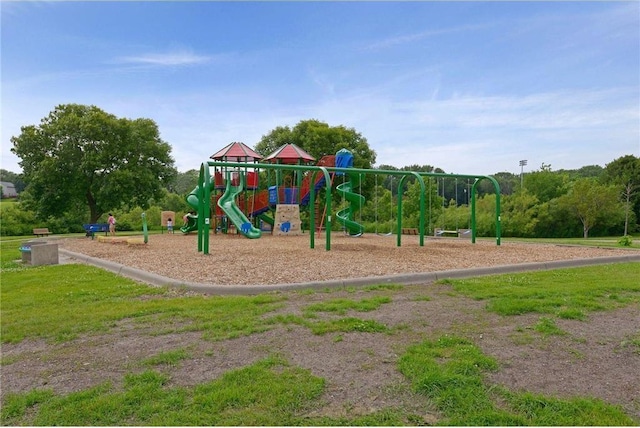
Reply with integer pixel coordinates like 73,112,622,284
217,174,262,239
336,173,365,236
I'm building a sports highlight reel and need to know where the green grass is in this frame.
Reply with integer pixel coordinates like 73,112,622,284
1,355,327,426
304,296,391,315
534,317,567,336
442,263,640,318
1,263,285,344
267,296,392,335
398,335,634,426
142,349,191,367
504,236,640,249
2,235,639,425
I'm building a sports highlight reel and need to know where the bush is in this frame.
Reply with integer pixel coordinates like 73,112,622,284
0,203,37,236
618,235,633,247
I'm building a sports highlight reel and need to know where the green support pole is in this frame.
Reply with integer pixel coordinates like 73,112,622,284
195,160,495,253
471,186,477,244
395,172,426,247
198,162,212,254
309,168,331,250
471,177,501,246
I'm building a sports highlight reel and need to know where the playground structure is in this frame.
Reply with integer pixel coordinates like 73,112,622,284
182,142,340,237
186,142,502,254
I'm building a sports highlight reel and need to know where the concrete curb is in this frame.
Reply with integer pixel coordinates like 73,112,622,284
59,248,640,295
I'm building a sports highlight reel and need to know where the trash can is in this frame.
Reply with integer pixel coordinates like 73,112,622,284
19,240,58,266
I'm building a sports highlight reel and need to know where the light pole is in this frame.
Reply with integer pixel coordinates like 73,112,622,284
519,160,527,189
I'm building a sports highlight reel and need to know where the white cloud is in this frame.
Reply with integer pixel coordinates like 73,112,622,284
365,23,491,51
115,49,211,67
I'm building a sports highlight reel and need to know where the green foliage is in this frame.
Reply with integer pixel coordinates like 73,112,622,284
523,169,569,203
0,202,37,236
398,335,634,425
604,155,640,235
172,169,199,195
255,119,377,170
618,235,634,246
560,178,624,238
500,190,540,237
11,104,177,223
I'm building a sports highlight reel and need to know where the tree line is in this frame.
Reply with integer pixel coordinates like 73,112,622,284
1,104,638,239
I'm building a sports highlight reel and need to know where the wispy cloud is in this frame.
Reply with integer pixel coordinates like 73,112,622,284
115,49,211,67
366,23,490,50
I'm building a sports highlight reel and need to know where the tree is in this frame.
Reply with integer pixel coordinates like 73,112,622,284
603,155,640,235
173,169,200,195
11,104,176,223
0,169,26,193
523,168,569,203
501,190,540,237
255,119,377,169
559,178,622,238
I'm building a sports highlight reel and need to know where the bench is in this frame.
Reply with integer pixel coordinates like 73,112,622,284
402,228,419,235
33,228,51,237
83,223,109,238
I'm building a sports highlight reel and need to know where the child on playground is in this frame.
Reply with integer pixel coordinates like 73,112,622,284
108,213,116,236
167,218,174,233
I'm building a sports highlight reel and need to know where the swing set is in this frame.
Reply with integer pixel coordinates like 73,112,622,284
190,145,502,254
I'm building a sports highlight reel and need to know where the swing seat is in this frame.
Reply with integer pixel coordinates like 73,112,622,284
434,228,472,238
434,228,458,237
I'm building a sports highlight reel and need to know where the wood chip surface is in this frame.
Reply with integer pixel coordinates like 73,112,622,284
58,232,637,287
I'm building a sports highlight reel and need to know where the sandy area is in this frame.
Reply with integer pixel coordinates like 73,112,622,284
59,232,637,286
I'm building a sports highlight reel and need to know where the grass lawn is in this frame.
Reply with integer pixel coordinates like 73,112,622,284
1,237,639,425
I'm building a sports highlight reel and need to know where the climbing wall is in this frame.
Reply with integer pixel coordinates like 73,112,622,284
273,204,302,236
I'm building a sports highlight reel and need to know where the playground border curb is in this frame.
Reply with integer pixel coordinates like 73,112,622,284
59,248,640,295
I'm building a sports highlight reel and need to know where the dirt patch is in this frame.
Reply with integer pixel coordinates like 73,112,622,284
2,284,639,422
2,234,639,422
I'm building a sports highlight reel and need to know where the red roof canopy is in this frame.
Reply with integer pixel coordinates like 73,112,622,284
263,144,316,164
210,142,262,162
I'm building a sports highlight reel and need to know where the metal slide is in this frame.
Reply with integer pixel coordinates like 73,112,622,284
217,175,262,239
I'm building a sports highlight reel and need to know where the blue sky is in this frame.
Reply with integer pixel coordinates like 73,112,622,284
2,1,639,176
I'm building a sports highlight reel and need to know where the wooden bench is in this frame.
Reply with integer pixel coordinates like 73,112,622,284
402,228,419,235
33,228,51,237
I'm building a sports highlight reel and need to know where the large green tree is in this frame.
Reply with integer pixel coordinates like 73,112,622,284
255,119,377,169
559,178,622,238
11,104,176,223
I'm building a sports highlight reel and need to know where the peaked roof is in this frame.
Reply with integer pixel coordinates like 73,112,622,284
263,143,316,164
210,142,263,162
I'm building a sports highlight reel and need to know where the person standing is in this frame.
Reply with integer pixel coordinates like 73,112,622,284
167,218,173,234
108,213,116,236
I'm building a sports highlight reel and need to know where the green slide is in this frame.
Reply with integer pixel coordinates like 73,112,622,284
336,173,365,236
181,185,202,233
218,175,262,239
